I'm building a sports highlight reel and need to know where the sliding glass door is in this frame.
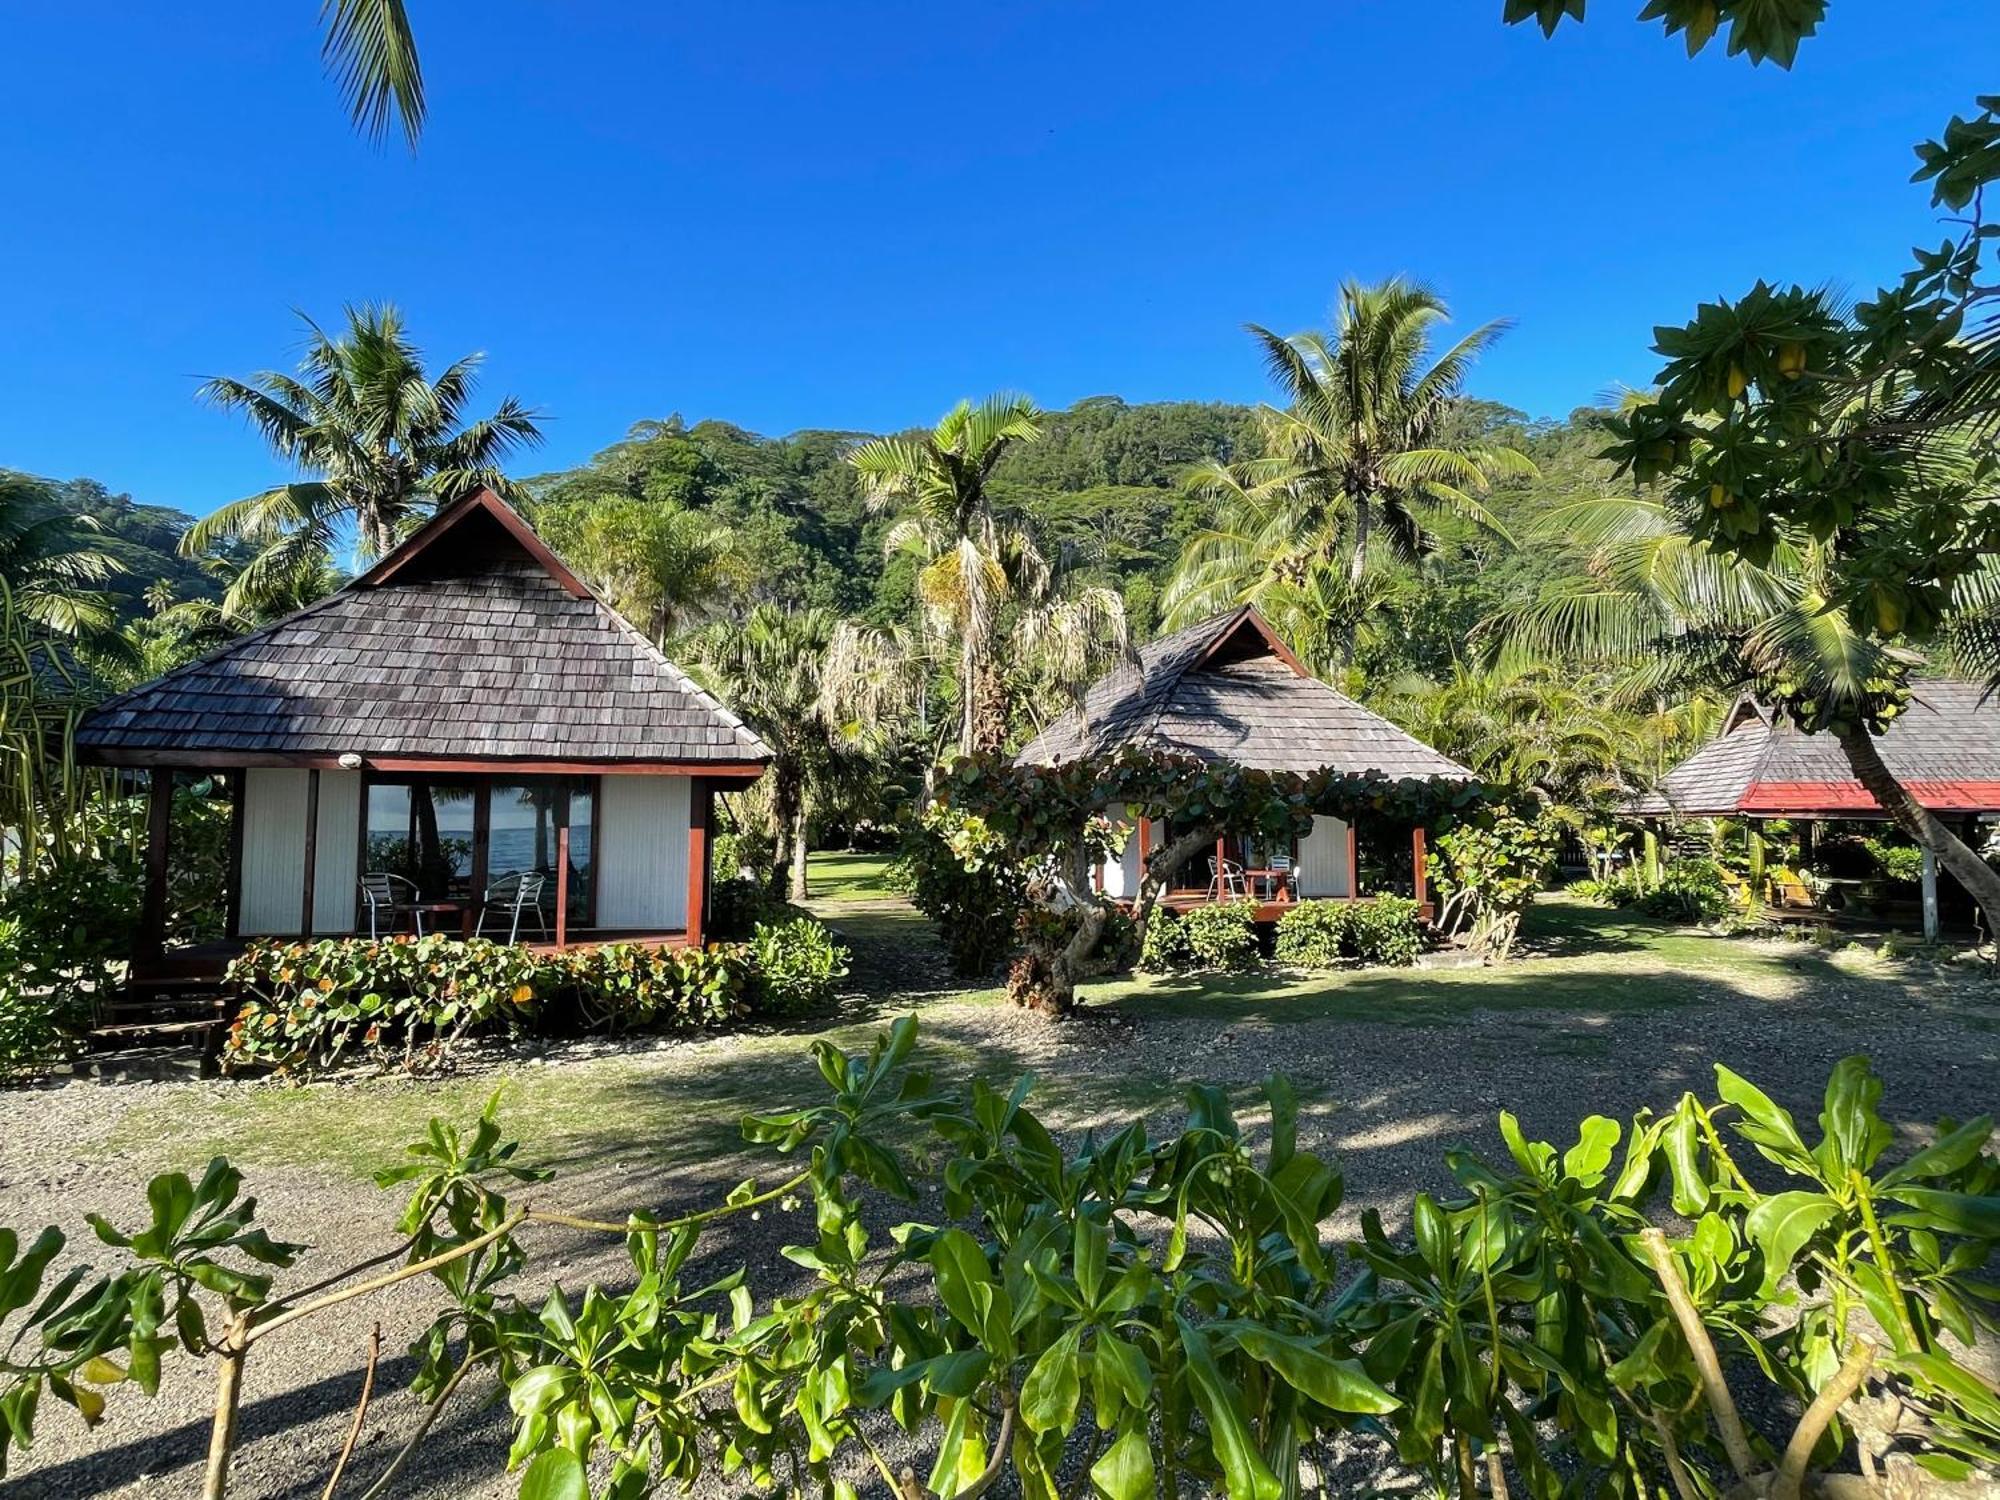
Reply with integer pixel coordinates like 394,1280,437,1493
489,779,595,927
360,776,597,928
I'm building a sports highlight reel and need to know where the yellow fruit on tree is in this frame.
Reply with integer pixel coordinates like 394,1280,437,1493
1777,342,1806,378
1727,364,1748,399
1874,590,1905,634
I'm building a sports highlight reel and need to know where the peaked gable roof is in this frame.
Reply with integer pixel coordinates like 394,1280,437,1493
1017,607,1471,779
77,489,770,769
1630,681,2000,816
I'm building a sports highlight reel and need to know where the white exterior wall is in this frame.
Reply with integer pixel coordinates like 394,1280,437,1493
595,775,691,930
1095,806,1161,900
238,769,362,936
1297,815,1352,898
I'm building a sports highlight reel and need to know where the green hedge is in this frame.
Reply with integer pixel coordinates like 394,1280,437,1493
1273,897,1422,968
222,919,851,1077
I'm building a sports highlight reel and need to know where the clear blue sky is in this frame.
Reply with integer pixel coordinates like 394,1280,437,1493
4,2,1995,515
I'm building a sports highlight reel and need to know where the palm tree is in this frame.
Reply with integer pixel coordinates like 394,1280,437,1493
852,395,1129,755
1485,492,2000,932
184,305,542,617
1165,278,1533,665
0,473,123,639
535,497,751,648
699,606,909,901
321,0,424,146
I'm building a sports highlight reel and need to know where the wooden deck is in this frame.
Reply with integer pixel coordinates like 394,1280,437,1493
1150,891,1435,922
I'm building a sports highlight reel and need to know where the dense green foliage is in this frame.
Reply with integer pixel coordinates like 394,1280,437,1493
1274,896,1423,968
5,1028,1996,1499
220,925,845,1078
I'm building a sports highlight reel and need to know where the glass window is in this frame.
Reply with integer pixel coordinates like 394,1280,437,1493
490,779,595,927
364,781,478,901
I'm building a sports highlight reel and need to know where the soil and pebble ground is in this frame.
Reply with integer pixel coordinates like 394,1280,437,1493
2,880,1995,1498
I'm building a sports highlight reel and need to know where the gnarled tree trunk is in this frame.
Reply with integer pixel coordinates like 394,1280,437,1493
1131,823,1224,950
1828,718,2000,944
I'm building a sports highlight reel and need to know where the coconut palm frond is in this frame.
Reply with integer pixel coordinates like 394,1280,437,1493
320,0,426,147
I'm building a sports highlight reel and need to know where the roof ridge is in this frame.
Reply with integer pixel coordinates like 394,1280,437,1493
1124,606,1252,753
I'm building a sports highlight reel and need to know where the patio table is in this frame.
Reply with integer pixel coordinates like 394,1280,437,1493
411,900,473,939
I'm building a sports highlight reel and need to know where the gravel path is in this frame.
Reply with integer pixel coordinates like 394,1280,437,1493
2,902,1995,1498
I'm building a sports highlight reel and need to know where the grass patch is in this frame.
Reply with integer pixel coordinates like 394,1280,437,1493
808,850,899,901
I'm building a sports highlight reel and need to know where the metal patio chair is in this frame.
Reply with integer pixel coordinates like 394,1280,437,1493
359,872,425,939
476,871,551,943
1207,857,1249,902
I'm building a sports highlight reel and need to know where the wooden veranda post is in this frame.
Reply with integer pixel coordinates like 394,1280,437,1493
686,777,711,948
299,769,320,939
1412,827,1428,911
139,769,173,960
1922,848,1940,942
555,825,570,951
1346,823,1360,902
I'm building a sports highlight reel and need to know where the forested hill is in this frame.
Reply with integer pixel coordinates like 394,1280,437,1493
521,394,1624,681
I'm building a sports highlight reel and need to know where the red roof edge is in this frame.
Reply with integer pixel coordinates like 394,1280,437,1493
1739,779,2000,815
353,488,592,600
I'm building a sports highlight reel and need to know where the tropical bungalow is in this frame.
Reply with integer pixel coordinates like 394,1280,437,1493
75,489,770,989
1018,606,1471,916
1629,685,2000,937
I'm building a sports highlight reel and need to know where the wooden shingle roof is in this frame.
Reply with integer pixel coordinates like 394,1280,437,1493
1017,607,1471,778
1629,683,2000,817
76,490,769,771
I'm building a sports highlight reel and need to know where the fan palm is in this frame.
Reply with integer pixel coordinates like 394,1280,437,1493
851,395,1128,755
1165,278,1533,664
0,473,123,638
1484,492,2000,930
700,606,909,901
184,305,542,618
536,497,751,649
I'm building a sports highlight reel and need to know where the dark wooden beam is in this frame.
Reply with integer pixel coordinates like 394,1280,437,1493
555,824,570,951
300,768,320,938
78,748,768,778
224,770,245,941
1346,822,1360,902
139,769,173,960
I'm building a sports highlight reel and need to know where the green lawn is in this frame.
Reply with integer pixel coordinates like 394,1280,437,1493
806,849,899,901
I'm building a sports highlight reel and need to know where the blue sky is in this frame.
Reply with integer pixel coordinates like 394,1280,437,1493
4,2,1994,515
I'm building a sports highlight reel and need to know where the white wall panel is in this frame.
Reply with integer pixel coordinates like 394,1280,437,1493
239,769,361,935
1297,815,1352,899
596,776,691,930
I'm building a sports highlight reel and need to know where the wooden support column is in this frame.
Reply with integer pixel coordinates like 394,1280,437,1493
1215,836,1228,900
555,824,570,951
1137,814,1151,874
1922,848,1940,942
139,769,174,961
1412,826,1428,911
686,777,712,947
299,769,320,938
1346,822,1360,902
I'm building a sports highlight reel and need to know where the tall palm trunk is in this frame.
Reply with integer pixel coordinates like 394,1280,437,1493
1341,499,1372,666
1828,719,2000,941
788,799,811,904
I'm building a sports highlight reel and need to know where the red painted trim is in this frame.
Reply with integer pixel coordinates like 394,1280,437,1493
1412,827,1428,910
1346,822,1360,902
354,488,594,599
1738,779,2000,815
685,778,711,948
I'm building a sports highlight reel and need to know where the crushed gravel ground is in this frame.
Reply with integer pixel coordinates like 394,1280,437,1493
2,900,1995,1498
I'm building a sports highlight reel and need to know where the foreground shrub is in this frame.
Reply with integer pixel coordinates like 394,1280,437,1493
1137,906,1191,972
1179,899,1260,971
1432,809,1561,959
1347,893,1421,965
557,941,756,1035
0,920,66,1080
749,915,851,1014
3,1032,1993,1500
1273,899,1354,966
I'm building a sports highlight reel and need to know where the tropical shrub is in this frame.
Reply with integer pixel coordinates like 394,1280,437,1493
0,921,66,1080
1864,836,1926,886
1347,893,1422,965
1273,899,1354,967
2,1033,1994,1500
1637,856,1733,923
1179,899,1260,971
222,936,769,1076
1432,808,1561,959
556,941,757,1035
1086,898,1140,973
749,915,851,1015
903,805,1026,977
0,846,143,1025
1567,875,1621,904
1137,906,1192,972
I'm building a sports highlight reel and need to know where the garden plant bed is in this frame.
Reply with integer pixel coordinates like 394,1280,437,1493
1,891,1996,1497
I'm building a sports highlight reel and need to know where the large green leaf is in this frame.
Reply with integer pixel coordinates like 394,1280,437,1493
1715,1066,1815,1172
1176,1317,1281,1500
518,1449,588,1500
1879,1118,1995,1188
1090,1427,1156,1500
1219,1324,1400,1415
1818,1056,1892,1176
1562,1117,1621,1185
1744,1190,1840,1296
1020,1329,1082,1436
1882,1189,2000,1240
